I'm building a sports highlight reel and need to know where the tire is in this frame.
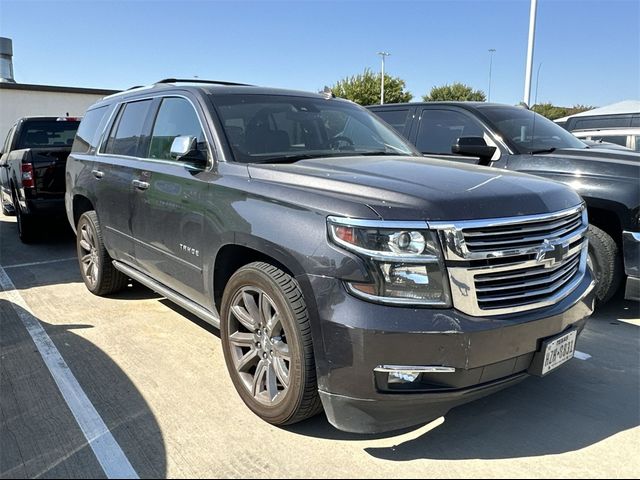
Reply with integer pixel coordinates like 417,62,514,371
13,191,36,243
76,210,128,296
220,262,322,426
587,224,623,304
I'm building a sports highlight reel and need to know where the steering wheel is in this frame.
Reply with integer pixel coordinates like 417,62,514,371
329,135,355,151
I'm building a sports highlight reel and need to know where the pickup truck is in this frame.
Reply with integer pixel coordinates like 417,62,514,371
0,116,81,242
65,80,595,433
368,102,640,303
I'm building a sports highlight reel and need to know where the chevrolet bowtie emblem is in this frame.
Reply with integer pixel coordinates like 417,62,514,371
536,239,569,267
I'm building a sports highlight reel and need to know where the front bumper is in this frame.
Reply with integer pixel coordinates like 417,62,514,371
623,231,640,301
305,270,595,434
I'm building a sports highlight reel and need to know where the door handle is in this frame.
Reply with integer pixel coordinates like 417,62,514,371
91,169,104,179
132,179,150,190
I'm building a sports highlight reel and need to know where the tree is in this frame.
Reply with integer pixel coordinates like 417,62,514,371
423,82,486,102
330,69,412,106
531,103,594,120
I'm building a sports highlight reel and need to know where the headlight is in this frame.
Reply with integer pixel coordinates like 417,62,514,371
327,217,451,306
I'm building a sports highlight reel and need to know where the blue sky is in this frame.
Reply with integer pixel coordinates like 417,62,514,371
0,0,638,107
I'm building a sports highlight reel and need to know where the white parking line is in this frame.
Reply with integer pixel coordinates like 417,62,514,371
573,350,592,360
0,266,139,479
1,257,77,269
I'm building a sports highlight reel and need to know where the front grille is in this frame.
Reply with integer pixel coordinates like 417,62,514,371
431,205,589,316
463,208,584,252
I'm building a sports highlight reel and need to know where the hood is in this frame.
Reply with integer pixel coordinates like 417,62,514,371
248,155,582,221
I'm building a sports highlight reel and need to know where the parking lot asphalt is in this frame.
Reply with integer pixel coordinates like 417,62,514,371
0,212,639,479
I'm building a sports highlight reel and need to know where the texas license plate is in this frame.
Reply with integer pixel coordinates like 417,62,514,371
541,329,577,375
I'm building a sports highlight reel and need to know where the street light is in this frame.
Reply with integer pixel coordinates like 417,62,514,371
377,51,390,105
488,49,496,102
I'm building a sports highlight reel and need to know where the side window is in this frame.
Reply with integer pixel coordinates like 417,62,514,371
591,135,628,147
72,106,108,153
148,97,207,161
372,109,410,135
635,136,640,152
416,109,485,154
103,100,152,157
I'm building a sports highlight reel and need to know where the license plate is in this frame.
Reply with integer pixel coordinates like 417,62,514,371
541,329,577,375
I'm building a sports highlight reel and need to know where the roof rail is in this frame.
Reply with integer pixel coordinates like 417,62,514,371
155,78,252,87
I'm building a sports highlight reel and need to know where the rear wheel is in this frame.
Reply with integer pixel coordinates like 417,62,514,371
220,262,322,426
76,210,128,295
587,224,622,304
13,191,36,243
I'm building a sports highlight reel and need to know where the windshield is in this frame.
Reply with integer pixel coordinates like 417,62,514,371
478,106,587,153
17,120,81,149
210,94,417,163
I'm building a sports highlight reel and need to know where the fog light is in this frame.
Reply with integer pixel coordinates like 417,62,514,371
388,371,421,384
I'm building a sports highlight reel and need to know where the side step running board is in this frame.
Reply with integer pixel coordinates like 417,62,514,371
113,260,220,329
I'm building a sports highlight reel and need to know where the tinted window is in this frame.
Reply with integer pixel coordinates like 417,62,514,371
16,120,80,149
211,94,416,163
72,106,108,153
635,136,640,152
416,109,484,154
573,117,631,130
590,135,627,147
479,106,587,153
631,115,640,127
148,97,207,161
372,109,410,134
103,100,152,156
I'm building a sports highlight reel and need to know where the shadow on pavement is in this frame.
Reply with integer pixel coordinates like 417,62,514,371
289,300,639,460
0,299,167,478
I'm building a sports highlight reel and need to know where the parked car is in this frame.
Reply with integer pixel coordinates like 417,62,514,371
66,80,595,434
0,116,81,242
564,111,640,133
573,128,640,152
368,102,640,303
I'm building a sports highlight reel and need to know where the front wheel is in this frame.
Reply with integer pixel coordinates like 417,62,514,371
586,224,623,304
220,262,322,426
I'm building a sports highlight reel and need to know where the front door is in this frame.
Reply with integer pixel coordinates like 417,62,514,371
130,96,212,306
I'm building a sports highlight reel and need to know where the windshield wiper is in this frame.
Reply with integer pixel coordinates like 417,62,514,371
251,152,351,164
530,147,556,155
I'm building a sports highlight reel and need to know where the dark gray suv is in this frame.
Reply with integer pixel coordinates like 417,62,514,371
66,79,595,433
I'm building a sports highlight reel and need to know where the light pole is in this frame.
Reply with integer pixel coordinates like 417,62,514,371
488,48,496,102
377,51,390,105
523,0,538,106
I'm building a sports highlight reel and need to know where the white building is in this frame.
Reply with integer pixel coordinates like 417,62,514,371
0,37,117,144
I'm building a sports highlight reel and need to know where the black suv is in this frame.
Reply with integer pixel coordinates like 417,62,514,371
369,102,640,303
66,80,595,434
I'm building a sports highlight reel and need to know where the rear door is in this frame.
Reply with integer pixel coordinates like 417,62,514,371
130,94,212,306
95,99,154,264
368,106,415,137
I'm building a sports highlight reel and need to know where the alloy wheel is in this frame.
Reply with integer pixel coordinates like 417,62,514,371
227,286,291,406
78,221,100,288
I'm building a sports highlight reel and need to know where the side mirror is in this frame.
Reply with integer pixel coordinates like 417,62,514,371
170,135,207,168
452,137,497,162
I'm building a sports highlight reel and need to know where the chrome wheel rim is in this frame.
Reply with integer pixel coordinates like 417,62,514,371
228,286,291,406
79,222,99,288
